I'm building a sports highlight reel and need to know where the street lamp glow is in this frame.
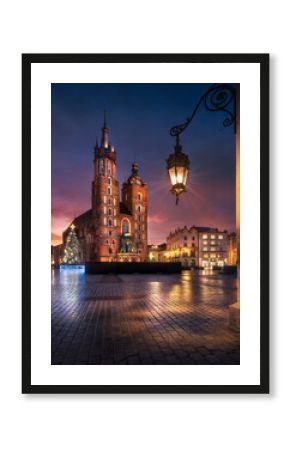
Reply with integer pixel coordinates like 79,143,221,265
166,135,190,204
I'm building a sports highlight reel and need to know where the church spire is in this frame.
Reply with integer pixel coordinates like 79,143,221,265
101,109,109,148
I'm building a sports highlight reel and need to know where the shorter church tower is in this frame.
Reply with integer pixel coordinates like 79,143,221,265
121,162,148,260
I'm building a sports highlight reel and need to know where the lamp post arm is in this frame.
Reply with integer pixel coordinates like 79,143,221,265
170,83,236,137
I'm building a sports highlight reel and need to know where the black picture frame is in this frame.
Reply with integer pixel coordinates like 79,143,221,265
22,53,269,394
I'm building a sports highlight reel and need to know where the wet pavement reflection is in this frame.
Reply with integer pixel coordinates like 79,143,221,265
51,269,239,365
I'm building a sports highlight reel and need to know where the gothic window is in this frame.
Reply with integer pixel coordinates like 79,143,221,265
112,240,115,245
109,230,112,236
121,219,130,234
109,247,112,255
99,159,104,174
108,208,112,216
108,177,111,185
108,219,112,227
105,239,109,245
138,205,141,212
108,187,111,195
138,193,142,201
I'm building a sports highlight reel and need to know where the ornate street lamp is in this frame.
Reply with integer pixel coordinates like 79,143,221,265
166,135,190,204
167,83,236,204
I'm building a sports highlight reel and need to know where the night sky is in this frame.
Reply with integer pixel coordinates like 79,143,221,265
52,83,236,245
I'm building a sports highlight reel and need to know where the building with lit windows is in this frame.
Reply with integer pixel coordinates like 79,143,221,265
147,243,167,262
165,226,199,267
163,226,228,268
55,116,148,263
198,229,228,268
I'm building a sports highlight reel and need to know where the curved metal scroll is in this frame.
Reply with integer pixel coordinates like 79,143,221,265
170,83,236,137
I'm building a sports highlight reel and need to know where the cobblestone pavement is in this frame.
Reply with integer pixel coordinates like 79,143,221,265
51,269,239,365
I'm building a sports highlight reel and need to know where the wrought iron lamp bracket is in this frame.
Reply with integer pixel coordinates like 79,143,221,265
169,83,237,138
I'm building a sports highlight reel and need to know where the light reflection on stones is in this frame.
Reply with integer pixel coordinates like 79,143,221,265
51,269,239,365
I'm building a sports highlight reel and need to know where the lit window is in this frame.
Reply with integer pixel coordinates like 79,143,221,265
104,218,107,225
203,247,208,251
211,235,216,239
104,206,107,214
218,235,224,239
203,234,208,239
113,198,116,206
104,196,107,204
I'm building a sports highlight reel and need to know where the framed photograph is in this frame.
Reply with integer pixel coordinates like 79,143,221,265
22,53,269,394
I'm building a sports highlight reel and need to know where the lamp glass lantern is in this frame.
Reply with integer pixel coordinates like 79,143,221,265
166,136,190,204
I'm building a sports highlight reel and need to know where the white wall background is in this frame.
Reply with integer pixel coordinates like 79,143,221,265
0,1,286,449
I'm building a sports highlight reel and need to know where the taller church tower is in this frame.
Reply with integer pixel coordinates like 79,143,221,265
92,113,120,261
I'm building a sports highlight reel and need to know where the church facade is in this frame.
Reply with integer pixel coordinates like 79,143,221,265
61,117,148,263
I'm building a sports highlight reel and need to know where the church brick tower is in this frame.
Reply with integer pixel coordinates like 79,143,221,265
121,162,148,260
92,113,120,261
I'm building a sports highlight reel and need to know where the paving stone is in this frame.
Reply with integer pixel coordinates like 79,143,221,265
51,270,240,365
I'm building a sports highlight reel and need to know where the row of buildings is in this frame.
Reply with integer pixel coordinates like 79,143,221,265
148,227,237,268
52,117,237,269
